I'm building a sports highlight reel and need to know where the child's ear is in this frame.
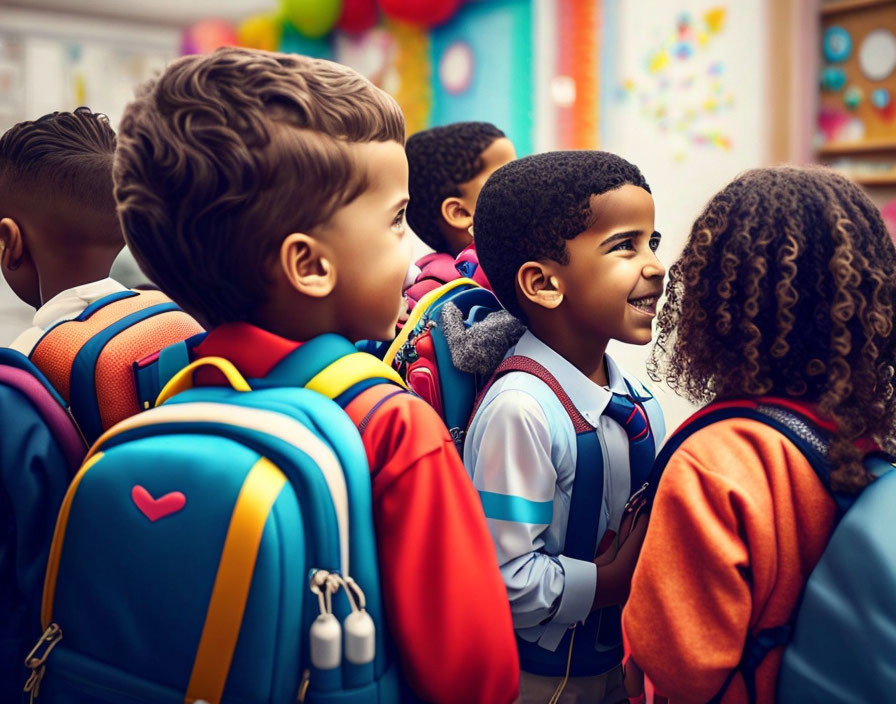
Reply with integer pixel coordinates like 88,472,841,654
440,197,473,232
278,232,336,298
0,218,25,271
517,261,564,310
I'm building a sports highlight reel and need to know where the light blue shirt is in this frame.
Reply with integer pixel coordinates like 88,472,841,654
464,330,665,651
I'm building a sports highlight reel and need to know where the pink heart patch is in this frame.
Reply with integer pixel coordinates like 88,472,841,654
131,485,186,522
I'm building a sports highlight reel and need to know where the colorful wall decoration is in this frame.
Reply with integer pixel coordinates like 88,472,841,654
428,0,533,155
610,5,734,162
554,0,601,150
181,0,534,154
817,1,896,146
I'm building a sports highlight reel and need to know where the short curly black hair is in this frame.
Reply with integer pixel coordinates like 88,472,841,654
405,121,506,252
474,150,651,320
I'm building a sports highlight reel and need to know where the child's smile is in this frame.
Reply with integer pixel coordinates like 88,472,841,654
628,294,660,317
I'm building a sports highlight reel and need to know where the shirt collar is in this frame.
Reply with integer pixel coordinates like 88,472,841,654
511,329,631,420
194,322,303,379
32,278,128,330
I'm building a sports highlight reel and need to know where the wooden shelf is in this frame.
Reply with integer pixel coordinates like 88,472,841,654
851,173,896,186
817,137,896,155
820,0,896,16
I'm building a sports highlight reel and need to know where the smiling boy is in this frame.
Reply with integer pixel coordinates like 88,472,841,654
464,151,666,704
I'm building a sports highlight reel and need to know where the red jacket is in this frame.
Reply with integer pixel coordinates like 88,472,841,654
194,323,520,703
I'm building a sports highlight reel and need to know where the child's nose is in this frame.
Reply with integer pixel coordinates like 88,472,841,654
642,252,665,279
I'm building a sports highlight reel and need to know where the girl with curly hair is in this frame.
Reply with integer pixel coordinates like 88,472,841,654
621,166,896,703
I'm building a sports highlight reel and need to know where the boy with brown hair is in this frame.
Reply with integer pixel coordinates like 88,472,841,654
114,47,518,703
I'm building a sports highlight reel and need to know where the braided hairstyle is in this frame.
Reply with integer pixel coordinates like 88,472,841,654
405,121,505,252
0,106,118,228
651,166,896,491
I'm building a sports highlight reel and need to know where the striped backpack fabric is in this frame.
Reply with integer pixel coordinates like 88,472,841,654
0,349,86,703
28,289,204,445
23,349,405,704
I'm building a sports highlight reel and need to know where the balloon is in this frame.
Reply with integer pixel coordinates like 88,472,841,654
338,0,378,34
181,19,239,55
237,14,282,51
377,0,462,28
280,0,343,38
279,22,333,59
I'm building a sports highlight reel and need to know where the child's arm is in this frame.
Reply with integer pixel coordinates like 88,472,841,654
362,392,519,704
466,389,597,631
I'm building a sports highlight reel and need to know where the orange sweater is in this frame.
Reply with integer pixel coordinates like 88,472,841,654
622,416,836,704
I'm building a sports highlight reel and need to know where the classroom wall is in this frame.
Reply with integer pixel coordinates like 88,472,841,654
0,1,826,434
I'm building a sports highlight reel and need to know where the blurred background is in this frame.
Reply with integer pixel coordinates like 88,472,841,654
1,0,895,426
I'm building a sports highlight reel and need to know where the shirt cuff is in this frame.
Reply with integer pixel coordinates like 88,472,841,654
553,555,597,625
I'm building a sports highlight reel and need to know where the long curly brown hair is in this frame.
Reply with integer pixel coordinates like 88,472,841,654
651,166,896,492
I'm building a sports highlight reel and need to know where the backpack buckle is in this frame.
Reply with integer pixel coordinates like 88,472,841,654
23,623,62,702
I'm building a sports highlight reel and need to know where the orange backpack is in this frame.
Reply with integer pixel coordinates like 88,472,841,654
29,289,203,444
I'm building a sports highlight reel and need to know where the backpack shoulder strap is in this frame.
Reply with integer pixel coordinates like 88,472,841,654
471,355,604,561
470,354,594,433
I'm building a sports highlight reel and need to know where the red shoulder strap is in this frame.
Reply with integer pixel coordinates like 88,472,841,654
469,355,594,433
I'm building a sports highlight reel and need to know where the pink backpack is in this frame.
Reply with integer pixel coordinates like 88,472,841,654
404,248,492,316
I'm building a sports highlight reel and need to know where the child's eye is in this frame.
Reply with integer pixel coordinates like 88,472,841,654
649,235,661,252
392,208,406,230
610,239,634,252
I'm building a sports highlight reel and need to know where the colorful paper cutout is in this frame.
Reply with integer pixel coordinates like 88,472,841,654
872,88,891,110
844,85,863,110
823,26,852,63
617,6,734,158
858,29,896,81
821,66,847,92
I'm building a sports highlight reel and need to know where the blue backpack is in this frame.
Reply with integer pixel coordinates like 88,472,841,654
383,278,520,450
24,353,403,704
654,400,896,704
0,349,86,703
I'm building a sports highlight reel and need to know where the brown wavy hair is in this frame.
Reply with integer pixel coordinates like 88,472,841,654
114,48,405,326
650,166,896,492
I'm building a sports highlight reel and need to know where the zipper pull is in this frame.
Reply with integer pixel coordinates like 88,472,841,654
23,623,62,702
624,482,650,511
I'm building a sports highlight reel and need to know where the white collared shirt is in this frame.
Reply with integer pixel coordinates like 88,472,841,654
463,329,664,651
9,278,128,356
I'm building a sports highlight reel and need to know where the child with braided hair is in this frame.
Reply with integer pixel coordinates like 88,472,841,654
622,166,896,703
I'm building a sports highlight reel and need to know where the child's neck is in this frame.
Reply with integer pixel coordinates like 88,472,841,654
37,247,119,305
529,322,609,386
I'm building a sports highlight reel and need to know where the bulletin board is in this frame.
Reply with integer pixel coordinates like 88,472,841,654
818,0,896,145
429,0,533,156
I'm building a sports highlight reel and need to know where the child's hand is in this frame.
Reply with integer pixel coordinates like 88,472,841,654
624,656,645,698
592,514,648,609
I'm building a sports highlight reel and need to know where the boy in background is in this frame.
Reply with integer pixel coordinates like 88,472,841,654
114,48,519,704
0,108,127,354
404,121,515,306
466,151,666,704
